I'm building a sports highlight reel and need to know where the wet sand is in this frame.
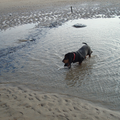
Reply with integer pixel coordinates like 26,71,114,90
1,0,120,119
1,0,120,30
0,0,120,14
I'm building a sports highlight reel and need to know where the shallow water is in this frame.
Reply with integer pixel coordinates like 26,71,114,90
1,3,120,111
1,17,120,111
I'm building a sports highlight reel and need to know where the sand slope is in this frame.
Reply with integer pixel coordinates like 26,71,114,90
0,86,120,120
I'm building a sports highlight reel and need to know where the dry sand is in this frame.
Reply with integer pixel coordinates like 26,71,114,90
0,86,120,120
1,0,120,119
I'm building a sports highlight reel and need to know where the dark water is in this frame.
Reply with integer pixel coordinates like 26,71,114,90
0,3,120,111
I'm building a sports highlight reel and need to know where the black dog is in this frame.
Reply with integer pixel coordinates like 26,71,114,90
62,43,92,68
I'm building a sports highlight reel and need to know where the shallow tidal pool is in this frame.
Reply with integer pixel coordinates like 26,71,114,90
0,17,120,111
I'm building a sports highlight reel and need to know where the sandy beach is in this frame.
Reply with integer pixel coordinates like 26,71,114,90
1,0,120,119
0,86,120,120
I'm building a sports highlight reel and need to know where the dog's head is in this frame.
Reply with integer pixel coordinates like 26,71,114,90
62,53,73,68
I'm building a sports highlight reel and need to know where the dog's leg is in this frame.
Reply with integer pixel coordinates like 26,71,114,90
89,54,91,57
64,63,71,68
68,65,71,69
64,63,68,66
68,63,71,68
89,51,93,57
79,62,82,65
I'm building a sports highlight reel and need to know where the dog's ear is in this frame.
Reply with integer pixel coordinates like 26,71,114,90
64,53,73,68
68,53,73,66
69,57,72,64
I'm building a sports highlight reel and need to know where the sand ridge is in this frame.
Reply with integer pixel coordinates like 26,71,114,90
0,86,120,120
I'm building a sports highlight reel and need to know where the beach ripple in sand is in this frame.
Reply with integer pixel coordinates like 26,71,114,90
0,86,120,120
0,3,120,30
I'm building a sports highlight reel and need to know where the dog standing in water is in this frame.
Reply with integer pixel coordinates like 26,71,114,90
62,43,92,68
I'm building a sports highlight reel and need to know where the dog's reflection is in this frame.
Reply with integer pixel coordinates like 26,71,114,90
65,60,93,87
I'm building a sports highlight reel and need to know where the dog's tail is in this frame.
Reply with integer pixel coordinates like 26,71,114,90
82,42,87,45
83,42,93,53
